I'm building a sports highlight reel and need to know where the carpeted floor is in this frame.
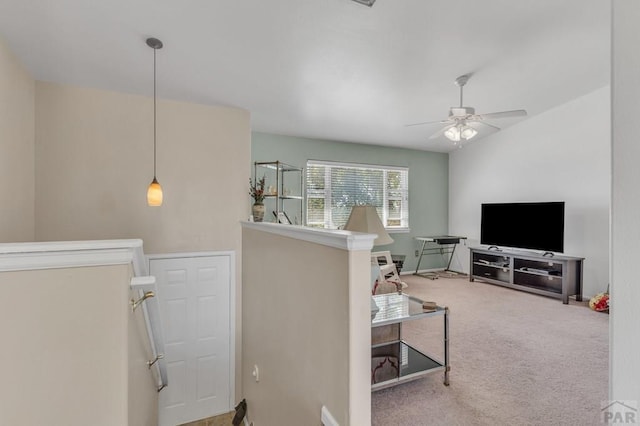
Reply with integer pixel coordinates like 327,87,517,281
372,274,609,426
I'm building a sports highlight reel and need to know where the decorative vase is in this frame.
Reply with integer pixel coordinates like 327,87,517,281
252,202,265,222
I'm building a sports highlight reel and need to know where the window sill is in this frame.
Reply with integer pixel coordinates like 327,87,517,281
387,228,410,234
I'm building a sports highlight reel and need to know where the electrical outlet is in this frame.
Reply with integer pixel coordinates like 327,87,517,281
252,364,259,382
415,250,419,257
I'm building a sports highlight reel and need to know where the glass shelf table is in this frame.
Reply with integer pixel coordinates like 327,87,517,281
371,293,450,391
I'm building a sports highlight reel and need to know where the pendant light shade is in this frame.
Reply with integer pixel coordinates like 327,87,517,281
147,177,163,206
146,37,163,206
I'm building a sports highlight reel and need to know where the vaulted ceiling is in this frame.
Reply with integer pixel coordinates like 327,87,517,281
0,0,610,152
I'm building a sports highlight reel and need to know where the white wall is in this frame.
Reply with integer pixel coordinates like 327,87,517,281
0,37,34,241
611,0,640,404
449,86,610,298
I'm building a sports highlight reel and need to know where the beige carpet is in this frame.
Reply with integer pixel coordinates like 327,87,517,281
372,275,609,426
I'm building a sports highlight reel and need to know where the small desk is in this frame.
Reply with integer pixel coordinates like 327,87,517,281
414,236,467,279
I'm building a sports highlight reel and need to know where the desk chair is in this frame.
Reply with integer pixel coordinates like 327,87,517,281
371,251,407,294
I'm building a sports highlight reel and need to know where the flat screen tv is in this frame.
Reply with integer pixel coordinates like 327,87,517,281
480,202,565,253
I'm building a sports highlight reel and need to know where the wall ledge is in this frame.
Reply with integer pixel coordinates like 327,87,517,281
0,239,147,275
241,221,375,251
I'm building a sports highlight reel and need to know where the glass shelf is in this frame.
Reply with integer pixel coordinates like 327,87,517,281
372,293,445,327
371,341,445,390
253,161,304,224
370,293,449,391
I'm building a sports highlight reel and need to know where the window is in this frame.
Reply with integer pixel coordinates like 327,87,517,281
306,160,409,230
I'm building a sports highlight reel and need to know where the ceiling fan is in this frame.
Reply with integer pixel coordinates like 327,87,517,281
406,74,527,143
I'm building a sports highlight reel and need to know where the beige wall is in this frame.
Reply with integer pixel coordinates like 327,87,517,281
0,265,134,425
34,81,250,254
34,82,251,400
242,225,371,425
0,38,35,242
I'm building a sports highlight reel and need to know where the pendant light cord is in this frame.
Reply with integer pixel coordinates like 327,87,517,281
153,45,157,179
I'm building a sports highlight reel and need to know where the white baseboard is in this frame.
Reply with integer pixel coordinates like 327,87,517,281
399,268,442,276
400,268,468,276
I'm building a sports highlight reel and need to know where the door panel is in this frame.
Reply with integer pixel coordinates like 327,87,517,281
151,255,231,426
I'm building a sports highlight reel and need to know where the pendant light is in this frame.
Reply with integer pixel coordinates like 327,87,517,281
146,37,163,206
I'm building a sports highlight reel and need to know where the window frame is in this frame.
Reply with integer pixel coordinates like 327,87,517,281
305,159,409,232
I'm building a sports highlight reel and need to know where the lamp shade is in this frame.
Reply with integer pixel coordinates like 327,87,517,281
444,125,461,142
343,205,394,246
460,125,477,140
147,177,163,206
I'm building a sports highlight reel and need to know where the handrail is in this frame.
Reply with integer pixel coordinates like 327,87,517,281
0,239,168,391
131,290,155,312
131,275,168,392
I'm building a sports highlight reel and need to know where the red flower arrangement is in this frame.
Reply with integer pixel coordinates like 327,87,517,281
589,292,609,313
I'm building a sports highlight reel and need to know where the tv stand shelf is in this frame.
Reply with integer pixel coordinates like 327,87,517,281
469,247,584,304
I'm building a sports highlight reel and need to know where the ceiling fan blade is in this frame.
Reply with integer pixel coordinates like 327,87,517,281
428,124,455,140
477,109,527,120
473,121,501,131
405,119,450,127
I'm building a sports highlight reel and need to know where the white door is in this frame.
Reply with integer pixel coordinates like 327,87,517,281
150,254,232,426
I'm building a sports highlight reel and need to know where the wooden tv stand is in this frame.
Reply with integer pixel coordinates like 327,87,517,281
469,247,584,304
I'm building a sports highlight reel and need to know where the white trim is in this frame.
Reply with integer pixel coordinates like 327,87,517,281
228,250,236,412
388,228,411,234
147,250,237,413
305,160,409,230
241,221,375,251
399,267,443,276
145,250,235,261
0,239,147,273
307,159,409,172
131,275,156,288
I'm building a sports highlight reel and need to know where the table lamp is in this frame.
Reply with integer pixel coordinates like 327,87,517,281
344,205,394,316
343,205,394,246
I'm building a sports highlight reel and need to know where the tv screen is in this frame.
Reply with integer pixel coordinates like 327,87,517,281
481,202,565,253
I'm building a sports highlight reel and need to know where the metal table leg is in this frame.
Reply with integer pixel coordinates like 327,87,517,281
414,239,428,274
414,239,438,279
445,244,457,271
444,306,450,386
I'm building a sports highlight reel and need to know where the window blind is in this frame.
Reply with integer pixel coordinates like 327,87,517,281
306,160,409,230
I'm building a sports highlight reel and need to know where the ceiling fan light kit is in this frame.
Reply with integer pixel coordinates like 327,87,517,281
406,73,527,146
443,124,477,142
443,126,461,142
444,123,478,142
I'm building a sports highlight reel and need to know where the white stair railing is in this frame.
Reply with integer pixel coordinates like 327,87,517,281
131,275,168,391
